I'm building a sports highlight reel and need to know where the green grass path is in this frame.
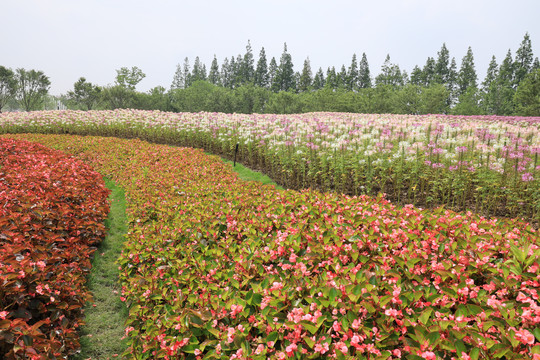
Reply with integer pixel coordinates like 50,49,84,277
222,158,285,190
71,178,129,360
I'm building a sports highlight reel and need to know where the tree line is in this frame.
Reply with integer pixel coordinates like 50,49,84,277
1,34,539,115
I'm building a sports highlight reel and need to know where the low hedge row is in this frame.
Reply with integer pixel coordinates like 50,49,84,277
0,138,110,359
5,134,539,360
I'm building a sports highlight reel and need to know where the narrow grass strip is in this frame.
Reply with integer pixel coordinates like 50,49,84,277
221,159,285,190
71,178,129,360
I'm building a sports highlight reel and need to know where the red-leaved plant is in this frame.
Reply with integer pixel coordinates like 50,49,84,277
0,138,110,359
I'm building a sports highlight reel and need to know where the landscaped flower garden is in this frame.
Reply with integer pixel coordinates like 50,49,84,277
1,110,539,359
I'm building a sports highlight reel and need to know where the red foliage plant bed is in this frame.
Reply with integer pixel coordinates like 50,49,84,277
0,138,110,359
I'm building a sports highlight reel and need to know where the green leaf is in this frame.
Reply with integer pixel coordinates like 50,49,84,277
467,304,483,316
251,293,263,306
534,327,540,342
419,308,433,325
470,348,480,360
329,287,339,302
267,332,279,343
454,340,466,356
427,331,440,345
300,321,318,334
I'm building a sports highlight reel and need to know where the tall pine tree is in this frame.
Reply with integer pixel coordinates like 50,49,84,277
409,65,423,86
254,47,269,88
325,66,337,89
533,57,540,72
274,43,295,91
375,54,404,87
514,33,534,87
208,55,221,85
347,53,359,91
481,56,499,113
482,56,499,92
312,67,325,90
434,43,450,84
268,57,278,91
422,57,436,87
338,65,348,88
298,57,313,92
456,47,477,98
241,40,255,84
221,57,232,88
191,56,207,82
171,63,184,90
183,57,192,88
358,53,372,88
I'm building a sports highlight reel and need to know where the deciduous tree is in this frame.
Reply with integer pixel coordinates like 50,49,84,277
14,68,51,111
0,66,16,112
67,77,101,110
115,66,145,90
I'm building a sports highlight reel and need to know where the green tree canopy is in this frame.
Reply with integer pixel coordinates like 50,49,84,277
67,77,101,110
115,66,145,90
14,68,51,111
514,69,540,116
0,66,16,112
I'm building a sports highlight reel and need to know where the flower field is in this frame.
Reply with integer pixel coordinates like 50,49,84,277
1,110,539,223
0,138,110,359
2,132,539,359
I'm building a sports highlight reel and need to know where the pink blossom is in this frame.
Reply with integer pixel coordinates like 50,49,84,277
255,344,265,355
286,343,298,356
0,311,8,320
421,351,436,360
522,172,534,182
314,342,329,354
515,329,535,345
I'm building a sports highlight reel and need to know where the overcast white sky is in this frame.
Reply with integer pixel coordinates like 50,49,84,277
3,0,539,95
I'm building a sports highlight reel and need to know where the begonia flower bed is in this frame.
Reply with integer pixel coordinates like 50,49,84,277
0,138,110,359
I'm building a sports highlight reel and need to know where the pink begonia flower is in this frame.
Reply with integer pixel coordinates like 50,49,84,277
286,343,298,356
0,311,9,319
314,342,329,354
392,349,402,358
255,344,265,354
461,352,471,360
421,351,436,360
515,329,535,345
